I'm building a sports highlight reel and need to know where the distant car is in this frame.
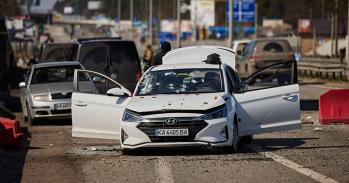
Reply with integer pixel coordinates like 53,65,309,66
237,39,295,77
19,62,95,125
71,47,301,152
38,38,142,91
231,39,250,61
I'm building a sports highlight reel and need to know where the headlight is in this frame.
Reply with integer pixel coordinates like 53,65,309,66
200,105,227,120
122,110,144,122
33,94,50,102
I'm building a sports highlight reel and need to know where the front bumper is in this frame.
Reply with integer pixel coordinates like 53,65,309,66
29,100,71,119
121,117,231,150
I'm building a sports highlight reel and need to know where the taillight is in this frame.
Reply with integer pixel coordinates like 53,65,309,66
249,55,259,62
136,72,142,82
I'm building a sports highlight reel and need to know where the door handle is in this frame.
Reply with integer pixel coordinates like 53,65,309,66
282,94,298,101
75,101,87,107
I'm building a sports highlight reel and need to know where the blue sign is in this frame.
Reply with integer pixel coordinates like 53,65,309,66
226,0,255,22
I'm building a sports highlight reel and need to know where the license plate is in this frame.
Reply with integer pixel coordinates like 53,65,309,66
154,129,189,136
54,103,71,110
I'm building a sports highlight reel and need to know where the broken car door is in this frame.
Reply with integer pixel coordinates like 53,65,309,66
234,61,301,136
72,69,131,140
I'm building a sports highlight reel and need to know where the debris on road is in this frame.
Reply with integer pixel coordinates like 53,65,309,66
313,127,323,131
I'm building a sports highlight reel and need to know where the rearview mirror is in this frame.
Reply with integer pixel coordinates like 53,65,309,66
106,88,127,97
93,76,104,83
19,82,26,88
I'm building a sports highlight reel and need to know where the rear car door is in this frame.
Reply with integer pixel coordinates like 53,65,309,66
234,61,301,136
71,70,131,140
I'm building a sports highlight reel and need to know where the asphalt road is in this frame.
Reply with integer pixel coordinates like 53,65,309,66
1,82,348,183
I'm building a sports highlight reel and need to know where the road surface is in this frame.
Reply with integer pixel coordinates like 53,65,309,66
1,82,348,183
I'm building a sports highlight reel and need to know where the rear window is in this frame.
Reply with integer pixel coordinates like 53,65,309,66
78,43,108,73
39,44,73,62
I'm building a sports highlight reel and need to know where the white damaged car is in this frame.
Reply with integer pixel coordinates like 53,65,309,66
71,46,301,152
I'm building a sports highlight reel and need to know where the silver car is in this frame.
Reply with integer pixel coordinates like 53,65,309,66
19,62,94,125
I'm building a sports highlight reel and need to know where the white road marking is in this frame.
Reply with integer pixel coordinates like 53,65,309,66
155,156,174,183
246,145,339,183
307,85,343,90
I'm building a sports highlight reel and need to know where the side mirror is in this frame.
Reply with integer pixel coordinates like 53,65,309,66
19,82,26,88
239,81,248,93
236,50,242,56
106,88,127,97
93,76,104,83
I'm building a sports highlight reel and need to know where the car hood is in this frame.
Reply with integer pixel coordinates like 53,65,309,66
126,92,227,113
29,82,74,95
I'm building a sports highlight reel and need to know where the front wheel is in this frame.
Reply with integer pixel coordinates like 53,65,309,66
27,107,35,126
232,122,240,152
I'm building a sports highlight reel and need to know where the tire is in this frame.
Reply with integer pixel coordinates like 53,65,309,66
240,135,253,145
27,106,35,126
231,122,240,152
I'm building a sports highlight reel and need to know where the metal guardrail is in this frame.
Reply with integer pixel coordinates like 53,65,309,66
298,57,348,81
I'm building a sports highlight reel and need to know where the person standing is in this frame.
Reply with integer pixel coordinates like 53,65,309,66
142,43,153,72
150,41,171,66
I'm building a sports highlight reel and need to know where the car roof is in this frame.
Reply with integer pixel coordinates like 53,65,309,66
151,63,220,71
233,39,251,44
34,61,81,68
163,46,235,69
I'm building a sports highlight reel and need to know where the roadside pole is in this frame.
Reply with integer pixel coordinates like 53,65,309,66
193,0,197,42
228,0,233,47
130,0,133,39
176,0,181,48
346,0,349,80
118,0,121,37
254,3,258,39
334,0,338,57
149,0,153,45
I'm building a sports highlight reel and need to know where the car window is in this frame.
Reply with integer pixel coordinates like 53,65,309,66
135,68,224,96
79,43,108,74
255,40,292,53
243,42,255,56
244,61,296,91
77,71,121,95
226,67,241,89
40,44,72,62
31,65,85,84
237,43,248,53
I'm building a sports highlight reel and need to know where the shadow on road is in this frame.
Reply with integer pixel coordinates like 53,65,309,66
33,118,72,126
300,99,318,111
0,127,31,183
253,137,318,151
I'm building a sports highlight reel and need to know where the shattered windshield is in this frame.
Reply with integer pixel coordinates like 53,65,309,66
135,68,224,96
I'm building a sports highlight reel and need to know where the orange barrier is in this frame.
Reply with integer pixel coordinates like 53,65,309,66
319,89,349,125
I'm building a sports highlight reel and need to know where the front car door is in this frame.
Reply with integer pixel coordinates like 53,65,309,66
234,61,301,136
72,69,131,140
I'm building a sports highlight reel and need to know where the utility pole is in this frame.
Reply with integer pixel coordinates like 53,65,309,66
193,0,197,42
130,0,133,39
254,3,258,39
176,0,181,48
118,0,121,37
228,0,234,47
334,0,339,57
331,15,334,58
149,0,153,45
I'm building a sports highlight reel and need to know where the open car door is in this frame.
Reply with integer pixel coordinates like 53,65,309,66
72,69,131,140
235,61,301,136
